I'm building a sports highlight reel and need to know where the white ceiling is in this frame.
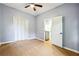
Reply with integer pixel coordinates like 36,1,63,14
3,3,63,16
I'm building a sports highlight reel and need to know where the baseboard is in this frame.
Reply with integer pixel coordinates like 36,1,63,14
0,40,17,45
25,37,36,40
64,47,79,53
35,37,44,42
0,37,36,45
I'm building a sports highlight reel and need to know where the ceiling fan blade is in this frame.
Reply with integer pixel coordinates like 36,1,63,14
25,5,30,8
35,4,42,7
33,7,36,11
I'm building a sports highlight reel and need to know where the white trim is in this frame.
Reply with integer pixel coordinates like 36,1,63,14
64,47,79,53
35,37,44,42
0,38,36,45
26,37,37,39
0,41,15,46
0,40,17,45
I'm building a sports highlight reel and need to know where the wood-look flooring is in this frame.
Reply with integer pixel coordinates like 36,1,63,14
0,39,79,56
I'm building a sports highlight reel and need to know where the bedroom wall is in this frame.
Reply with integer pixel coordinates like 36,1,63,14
78,4,79,51
36,3,79,51
0,4,36,43
0,4,3,42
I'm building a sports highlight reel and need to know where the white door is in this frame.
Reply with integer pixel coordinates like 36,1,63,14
51,16,63,47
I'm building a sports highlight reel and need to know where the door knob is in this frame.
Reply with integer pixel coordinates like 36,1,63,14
60,32,63,34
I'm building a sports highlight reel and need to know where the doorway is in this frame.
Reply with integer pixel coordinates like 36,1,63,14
44,18,52,43
44,16,63,47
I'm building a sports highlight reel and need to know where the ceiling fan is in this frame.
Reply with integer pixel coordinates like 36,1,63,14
25,3,43,11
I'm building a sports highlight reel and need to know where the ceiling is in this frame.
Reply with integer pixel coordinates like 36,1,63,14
3,3,63,16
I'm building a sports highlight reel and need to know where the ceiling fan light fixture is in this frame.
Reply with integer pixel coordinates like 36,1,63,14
30,4,34,8
25,3,43,11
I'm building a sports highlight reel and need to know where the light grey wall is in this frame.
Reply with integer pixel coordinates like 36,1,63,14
78,37,79,51
0,4,36,42
0,4,3,42
36,3,79,51
36,16,44,39
0,5,1,42
78,4,79,51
